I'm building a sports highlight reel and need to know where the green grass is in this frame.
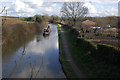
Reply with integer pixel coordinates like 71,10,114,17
57,24,78,79
62,26,119,78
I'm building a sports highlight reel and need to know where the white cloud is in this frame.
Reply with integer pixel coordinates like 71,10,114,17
85,0,119,4
43,0,119,3
45,7,52,12
24,0,43,8
106,7,118,16
83,0,118,17
0,0,44,17
0,0,12,2
84,2,98,16
94,7,118,17
13,0,26,12
85,0,101,3
0,0,118,17
51,3,56,7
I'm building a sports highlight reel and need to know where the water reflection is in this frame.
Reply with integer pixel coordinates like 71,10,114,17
2,24,66,78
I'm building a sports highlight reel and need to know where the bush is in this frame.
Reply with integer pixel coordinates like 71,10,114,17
90,37,95,39
107,34,111,37
49,15,60,24
96,32,102,36
35,16,42,23
26,17,34,21
82,34,87,37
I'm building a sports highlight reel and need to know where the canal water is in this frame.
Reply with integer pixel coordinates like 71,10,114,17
2,24,66,78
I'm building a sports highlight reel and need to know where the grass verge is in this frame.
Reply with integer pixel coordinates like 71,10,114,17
57,24,78,79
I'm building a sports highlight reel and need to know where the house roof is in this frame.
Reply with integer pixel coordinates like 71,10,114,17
82,20,96,26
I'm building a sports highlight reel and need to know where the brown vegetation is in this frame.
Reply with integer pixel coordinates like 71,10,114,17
4,17,32,24
2,17,48,45
87,16,118,27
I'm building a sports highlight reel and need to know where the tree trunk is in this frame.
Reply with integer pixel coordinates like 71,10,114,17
73,18,76,26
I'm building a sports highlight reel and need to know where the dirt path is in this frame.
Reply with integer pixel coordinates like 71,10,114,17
60,27,86,78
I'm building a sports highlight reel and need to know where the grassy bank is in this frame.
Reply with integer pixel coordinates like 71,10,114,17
2,17,48,45
57,24,78,79
60,25,120,78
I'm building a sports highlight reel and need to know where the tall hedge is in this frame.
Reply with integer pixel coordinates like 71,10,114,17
77,38,120,66
97,44,120,65
76,38,97,55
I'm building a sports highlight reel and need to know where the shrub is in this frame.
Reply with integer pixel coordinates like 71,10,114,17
82,34,87,37
49,15,60,24
35,16,42,23
90,37,95,39
96,32,102,36
26,17,34,21
107,34,111,37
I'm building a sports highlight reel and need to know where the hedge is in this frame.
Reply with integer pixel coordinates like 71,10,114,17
76,38,120,66
96,44,120,65
76,38,97,55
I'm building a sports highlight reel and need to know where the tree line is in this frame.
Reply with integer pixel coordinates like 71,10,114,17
24,14,61,24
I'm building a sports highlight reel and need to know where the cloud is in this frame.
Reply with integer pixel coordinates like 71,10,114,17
118,1,120,16
105,7,118,16
84,2,98,16
83,0,118,17
0,0,12,2
51,3,56,7
85,0,119,4
0,0,118,17
8,0,36,16
45,7,52,12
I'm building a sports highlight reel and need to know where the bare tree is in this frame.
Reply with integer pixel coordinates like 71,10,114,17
0,6,6,14
61,2,88,25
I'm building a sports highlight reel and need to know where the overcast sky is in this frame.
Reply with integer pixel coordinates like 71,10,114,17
0,0,119,17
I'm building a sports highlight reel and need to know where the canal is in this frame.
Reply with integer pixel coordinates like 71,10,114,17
2,24,66,78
